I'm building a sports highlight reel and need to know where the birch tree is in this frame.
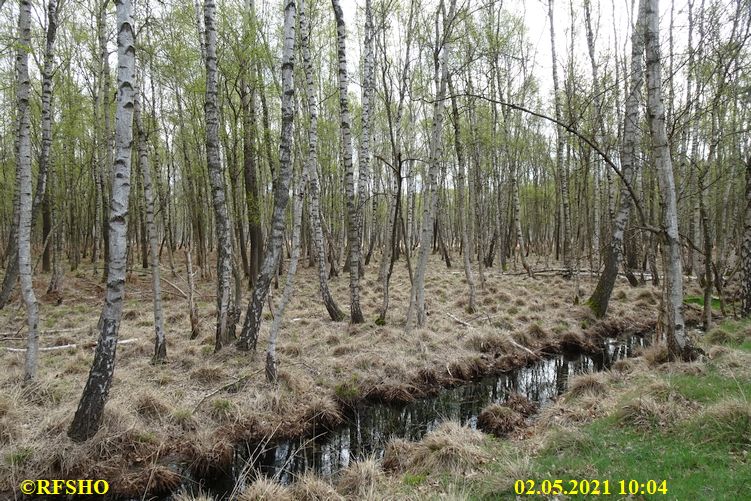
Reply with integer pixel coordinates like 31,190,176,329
406,0,456,330
237,0,296,351
204,0,236,350
332,0,364,323
135,84,166,362
16,0,39,382
300,0,344,321
69,0,136,442
547,0,573,278
589,0,645,318
742,155,751,317
644,0,691,360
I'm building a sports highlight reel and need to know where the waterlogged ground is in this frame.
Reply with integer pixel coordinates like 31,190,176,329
0,254,709,499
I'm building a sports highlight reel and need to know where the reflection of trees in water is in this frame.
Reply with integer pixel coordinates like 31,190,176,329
232,336,646,486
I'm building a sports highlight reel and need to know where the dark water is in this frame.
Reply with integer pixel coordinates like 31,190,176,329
189,335,646,496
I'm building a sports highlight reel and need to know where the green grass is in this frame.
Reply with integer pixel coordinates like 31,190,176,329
684,295,722,310
474,350,751,500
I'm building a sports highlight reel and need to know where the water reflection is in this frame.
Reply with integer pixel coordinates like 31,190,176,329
229,335,646,486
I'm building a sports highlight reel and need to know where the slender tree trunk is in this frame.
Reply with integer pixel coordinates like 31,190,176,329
68,0,135,442
236,0,296,351
186,249,200,339
267,171,306,382
203,0,236,351
300,0,344,321
588,0,645,317
448,78,477,313
645,0,690,360
741,156,751,317
135,86,166,362
406,0,456,330
16,0,39,382
548,0,573,278
332,0,364,323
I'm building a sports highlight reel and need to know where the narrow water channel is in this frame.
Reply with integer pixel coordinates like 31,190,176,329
192,334,646,496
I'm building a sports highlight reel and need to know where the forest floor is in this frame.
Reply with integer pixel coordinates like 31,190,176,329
0,253,728,499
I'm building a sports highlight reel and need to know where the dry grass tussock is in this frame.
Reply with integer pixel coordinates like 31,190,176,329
383,421,488,475
238,477,292,501
0,255,650,497
172,488,216,501
336,457,383,499
565,373,607,399
291,471,343,501
477,404,524,436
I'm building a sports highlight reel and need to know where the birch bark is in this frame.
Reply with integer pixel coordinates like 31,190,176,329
237,0,296,351
589,0,645,318
203,0,236,351
16,0,39,382
135,85,166,362
332,0,364,323
644,0,690,359
69,0,135,441
300,0,344,321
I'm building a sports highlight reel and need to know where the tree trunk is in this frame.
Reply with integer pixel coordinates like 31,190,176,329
406,0,456,330
332,0,364,324
448,78,477,313
300,0,344,321
741,156,751,317
236,0,296,351
68,0,135,442
644,0,690,360
16,0,39,382
203,0,236,351
548,0,573,278
588,0,645,318
267,170,306,383
135,86,166,362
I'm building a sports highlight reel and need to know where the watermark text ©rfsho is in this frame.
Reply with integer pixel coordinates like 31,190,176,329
19,479,109,495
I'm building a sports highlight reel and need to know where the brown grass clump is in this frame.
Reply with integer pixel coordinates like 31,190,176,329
185,433,234,478
477,404,524,437
382,438,415,472
172,488,215,501
706,326,733,345
407,421,487,474
189,366,225,384
367,383,417,403
114,465,182,497
640,344,670,367
239,477,293,501
616,397,677,430
302,395,343,430
566,373,606,399
336,457,383,498
527,323,549,341
688,399,751,446
135,392,172,421
291,472,343,501
466,333,510,354
505,393,538,417
612,358,634,374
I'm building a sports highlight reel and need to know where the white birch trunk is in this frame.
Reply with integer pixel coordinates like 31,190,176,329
203,0,235,350
135,86,166,362
300,0,344,321
332,0,364,323
237,0,296,351
406,0,456,330
589,0,645,317
16,0,39,382
69,0,135,442
645,0,689,359
548,0,573,278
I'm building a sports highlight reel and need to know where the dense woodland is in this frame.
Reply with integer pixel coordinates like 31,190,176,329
1,0,751,497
